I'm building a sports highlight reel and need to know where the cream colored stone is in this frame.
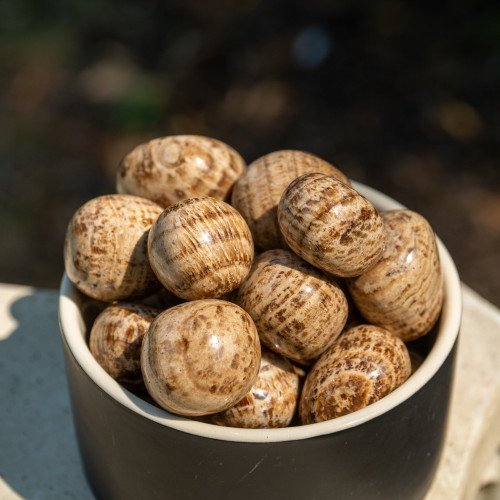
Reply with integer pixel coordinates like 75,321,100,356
148,197,254,300
209,348,302,428
236,249,348,364
116,135,245,208
231,150,349,251
348,209,444,341
141,299,261,416
64,194,163,302
277,173,385,277
89,302,160,388
299,324,411,424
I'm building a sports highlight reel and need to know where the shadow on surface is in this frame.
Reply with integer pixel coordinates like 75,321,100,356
0,289,94,499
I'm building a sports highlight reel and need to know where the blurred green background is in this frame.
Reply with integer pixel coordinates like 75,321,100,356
1,0,499,305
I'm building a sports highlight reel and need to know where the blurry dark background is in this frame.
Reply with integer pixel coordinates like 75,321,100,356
0,0,499,305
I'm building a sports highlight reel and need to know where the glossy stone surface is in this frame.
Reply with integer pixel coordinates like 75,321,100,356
141,299,261,416
277,173,385,277
209,348,302,428
300,324,411,424
231,150,349,251
89,302,160,388
148,197,254,300
64,194,163,301
116,135,245,208
236,249,348,364
347,209,444,341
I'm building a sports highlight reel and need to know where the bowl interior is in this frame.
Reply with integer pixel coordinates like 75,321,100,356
59,181,462,443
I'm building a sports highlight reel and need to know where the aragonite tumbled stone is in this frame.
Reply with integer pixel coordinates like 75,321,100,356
117,135,246,208
236,249,348,364
89,302,160,388
64,194,163,302
299,324,411,424
141,299,261,416
231,150,349,251
347,209,444,342
148,197,254,300
209,348,302,428
277,173,385,278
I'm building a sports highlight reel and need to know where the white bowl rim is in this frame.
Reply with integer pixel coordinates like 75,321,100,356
58,181,462,443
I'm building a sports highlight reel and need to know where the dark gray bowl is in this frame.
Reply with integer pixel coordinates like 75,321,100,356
59,183,462,500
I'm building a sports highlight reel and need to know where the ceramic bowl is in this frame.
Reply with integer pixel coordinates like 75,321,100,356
59,182,462,500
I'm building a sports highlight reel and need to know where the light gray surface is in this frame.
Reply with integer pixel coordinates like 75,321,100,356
426,285,500,500
0,284,93,500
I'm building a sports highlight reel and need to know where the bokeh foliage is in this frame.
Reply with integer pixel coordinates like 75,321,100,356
0,0,499,304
